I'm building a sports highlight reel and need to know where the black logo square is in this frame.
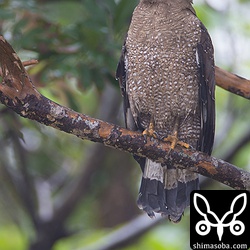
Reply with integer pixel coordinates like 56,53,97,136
190,190,250,250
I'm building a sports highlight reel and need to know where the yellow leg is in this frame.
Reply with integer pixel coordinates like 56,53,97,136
142,119,158,139
163,118,190,149
164,133,190,149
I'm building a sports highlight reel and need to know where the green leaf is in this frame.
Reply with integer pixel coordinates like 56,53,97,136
40,1,87,26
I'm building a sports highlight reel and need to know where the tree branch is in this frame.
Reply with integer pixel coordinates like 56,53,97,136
215,66,250,99
0,36,249,191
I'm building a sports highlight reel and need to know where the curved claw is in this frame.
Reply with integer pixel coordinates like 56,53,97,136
142,120,158,140
164,133,190,149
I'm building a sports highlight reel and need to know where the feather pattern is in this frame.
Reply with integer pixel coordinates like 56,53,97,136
116,0,215,222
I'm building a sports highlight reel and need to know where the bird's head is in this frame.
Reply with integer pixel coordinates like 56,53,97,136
141,0,193,4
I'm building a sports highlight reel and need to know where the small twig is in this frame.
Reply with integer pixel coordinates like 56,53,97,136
22,59,39,67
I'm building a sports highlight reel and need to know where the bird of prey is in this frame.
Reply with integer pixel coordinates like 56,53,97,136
116,0,215,222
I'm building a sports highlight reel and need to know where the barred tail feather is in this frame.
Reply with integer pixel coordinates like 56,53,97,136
137,159,168,217
137,159,199,222
164,168,199,222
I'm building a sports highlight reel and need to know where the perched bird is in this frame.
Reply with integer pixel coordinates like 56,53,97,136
116,0,215,222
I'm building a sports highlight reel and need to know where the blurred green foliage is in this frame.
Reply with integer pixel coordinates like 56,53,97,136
0,0,250,250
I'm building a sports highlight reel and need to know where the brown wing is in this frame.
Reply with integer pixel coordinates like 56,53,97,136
116,39,146,170
196,23,215,155
116,38,138,131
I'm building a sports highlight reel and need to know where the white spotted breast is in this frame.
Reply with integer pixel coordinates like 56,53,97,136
125,3,201,138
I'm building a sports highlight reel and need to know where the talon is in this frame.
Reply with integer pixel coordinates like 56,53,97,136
142,128,158,139
142,119,158,139
177,141,190,149
164,135,177,149
164,132,190,149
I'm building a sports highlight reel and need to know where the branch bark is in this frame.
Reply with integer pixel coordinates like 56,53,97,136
0,36,249,191
215,66,250,99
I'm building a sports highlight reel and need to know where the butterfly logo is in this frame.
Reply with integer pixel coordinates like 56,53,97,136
193,193,247,241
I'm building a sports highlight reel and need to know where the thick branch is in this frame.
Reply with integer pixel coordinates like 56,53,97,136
0,36,249,191
215,66,250,99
